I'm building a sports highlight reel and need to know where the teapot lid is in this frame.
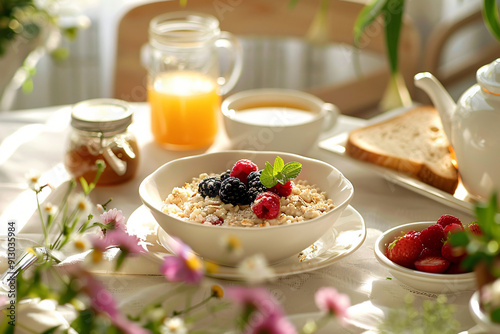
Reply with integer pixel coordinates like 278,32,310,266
477,58,500,95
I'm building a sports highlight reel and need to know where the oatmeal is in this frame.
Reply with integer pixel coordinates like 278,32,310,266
162,171,335,227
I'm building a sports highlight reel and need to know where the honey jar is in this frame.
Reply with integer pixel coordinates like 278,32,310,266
65,99,139,185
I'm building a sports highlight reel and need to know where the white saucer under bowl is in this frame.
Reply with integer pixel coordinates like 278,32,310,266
127,205,366,280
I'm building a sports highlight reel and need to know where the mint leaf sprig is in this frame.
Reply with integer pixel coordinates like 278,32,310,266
260,156,302,188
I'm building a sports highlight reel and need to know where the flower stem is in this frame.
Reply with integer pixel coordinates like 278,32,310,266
172,295,214,317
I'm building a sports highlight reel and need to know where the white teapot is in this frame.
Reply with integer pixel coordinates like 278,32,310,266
414,59,500,204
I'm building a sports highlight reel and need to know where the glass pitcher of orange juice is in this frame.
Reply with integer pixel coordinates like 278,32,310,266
146,11,242,150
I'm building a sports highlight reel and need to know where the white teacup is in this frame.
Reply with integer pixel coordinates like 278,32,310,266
221,89,339,154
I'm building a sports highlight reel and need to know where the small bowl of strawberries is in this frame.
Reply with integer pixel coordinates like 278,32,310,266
374,215,478,294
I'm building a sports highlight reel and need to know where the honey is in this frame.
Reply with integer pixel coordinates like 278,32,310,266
65,99,139,186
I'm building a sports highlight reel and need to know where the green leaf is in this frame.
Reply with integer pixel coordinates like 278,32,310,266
22,78,33,93
491,306,500,323
260,161,276,188
80,177,90,194
483,0,500,41
383,0,405,74
353,0,388,46
273,157,285,175
260,157,302,187
449,231,469,247
288,0,299,9
282,162,302,180
115,251,127,271
42,326,61,334
70,309,95,334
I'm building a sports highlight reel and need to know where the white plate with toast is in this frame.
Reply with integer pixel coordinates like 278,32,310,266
319,107,477,214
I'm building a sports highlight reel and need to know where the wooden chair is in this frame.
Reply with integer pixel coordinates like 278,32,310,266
417,2,500,101
113,0,420,116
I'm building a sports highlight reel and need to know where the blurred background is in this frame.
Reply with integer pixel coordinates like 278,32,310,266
3,0,497,114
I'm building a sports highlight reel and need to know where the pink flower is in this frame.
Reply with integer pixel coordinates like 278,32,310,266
244,311,297,334
226,287,283,316
92,229,145,255
160,237,203,284
64,264,149,334
314,287,350,324
113,314,150,334
100,208,127,232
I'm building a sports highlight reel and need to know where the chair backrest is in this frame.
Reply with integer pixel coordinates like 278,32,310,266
113,0,420,115
418,2,500,101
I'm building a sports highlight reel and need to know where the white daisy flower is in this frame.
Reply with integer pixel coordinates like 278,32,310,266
160,317,187,334
237,254,275,284
26,170,41,189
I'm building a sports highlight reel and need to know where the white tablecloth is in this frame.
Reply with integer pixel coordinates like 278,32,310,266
0,103,481,333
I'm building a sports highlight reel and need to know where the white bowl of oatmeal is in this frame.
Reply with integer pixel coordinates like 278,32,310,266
139,151,353,266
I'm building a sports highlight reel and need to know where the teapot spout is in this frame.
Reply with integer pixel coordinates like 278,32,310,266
414,72,455,140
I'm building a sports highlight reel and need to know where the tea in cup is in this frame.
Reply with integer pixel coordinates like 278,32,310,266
221,89,339,154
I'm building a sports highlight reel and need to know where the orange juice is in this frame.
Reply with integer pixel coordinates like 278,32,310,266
148,71,221,149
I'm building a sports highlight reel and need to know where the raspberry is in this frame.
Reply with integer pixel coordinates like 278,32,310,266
420,224,445,250
230,159,258,184
252,192,281,219
437,214,462,228
198,176,221,198
386,231,423,268
219,177,247,205
202,214,224,226
270,181,293,197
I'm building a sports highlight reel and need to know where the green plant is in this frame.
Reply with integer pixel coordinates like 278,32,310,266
0,0,85,94
451,194,500,278
378,294,460,334
354,0,500,110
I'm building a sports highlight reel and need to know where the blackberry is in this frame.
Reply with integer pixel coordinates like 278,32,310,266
198,176,221,198
220,169,231,181
245,187,265,204
219,177,247,205
247,170,262,186
247,170,267,198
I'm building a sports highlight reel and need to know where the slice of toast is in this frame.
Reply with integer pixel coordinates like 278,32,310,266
345,106,458,194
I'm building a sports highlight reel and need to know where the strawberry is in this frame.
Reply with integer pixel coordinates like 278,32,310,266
420,224,445,250
445,262,469,274
441,240,466,263
437,214,462,228
414,256,450,273
386,232,423,268
467,222,482,236
418,246,441,259
443,223,464,237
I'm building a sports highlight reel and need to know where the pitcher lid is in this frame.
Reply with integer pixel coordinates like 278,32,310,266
477,58,500,95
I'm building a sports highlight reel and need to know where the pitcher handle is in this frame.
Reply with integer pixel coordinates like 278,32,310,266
216,32,243,96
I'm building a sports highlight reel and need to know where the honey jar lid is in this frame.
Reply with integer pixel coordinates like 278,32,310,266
71,99,132,133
